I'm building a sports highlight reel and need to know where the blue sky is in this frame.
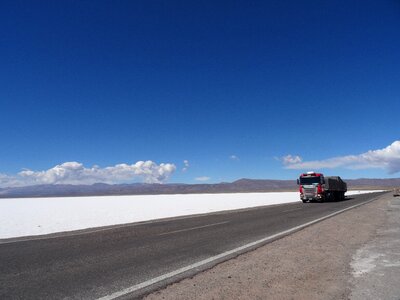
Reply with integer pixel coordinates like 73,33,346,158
1,0,399,186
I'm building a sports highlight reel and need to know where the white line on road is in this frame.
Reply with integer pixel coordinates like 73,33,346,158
158,221,229,236
97,196,379,300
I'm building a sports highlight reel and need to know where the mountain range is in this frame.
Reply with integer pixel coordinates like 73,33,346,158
0,178,399,198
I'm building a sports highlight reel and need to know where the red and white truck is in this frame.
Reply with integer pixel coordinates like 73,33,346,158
297,171,347,203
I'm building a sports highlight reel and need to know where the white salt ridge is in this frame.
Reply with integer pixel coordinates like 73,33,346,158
0,190,383,239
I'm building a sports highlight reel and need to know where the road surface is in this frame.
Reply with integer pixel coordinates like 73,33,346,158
0,192,384,299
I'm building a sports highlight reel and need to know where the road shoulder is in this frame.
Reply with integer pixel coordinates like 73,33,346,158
350,194,400,299
145,194,388,300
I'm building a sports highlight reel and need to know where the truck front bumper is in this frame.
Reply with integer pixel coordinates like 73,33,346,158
300,193,323,201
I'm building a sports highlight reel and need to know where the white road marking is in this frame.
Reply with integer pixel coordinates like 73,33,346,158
97,197,379,300
158,221,229,236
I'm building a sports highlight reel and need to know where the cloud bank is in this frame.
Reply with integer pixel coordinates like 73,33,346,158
0,161,176,188
195,176,210,182
282,140,400,174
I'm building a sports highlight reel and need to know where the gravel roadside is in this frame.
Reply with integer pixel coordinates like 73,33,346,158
145,193,389,300
350,194,400,299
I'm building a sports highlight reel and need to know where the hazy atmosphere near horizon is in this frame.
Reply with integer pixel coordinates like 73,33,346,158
1,0,399,187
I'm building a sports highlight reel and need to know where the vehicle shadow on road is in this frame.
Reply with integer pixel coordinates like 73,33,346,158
305,197,355,204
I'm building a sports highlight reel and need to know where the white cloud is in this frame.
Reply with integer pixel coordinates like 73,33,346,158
0,161,176,188
195,176,210,181
0,173,21,188
182,160,190,172
282,155,302,165
229,155,240,161
282,140,400,174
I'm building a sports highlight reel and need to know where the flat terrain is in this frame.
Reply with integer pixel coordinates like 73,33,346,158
0,192,384,299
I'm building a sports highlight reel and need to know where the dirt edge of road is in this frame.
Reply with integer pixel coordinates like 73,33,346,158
144,194,388,300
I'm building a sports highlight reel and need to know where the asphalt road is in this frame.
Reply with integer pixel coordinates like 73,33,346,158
0,192,384,299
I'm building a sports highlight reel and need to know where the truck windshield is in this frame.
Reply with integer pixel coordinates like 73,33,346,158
300,176,320,185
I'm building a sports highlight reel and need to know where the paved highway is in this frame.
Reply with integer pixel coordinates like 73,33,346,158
0,192,384,299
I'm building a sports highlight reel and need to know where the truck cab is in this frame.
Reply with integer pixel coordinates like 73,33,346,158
297,171,325,202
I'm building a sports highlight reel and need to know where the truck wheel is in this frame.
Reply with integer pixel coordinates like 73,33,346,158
337,192,341,201
327,192,333,202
